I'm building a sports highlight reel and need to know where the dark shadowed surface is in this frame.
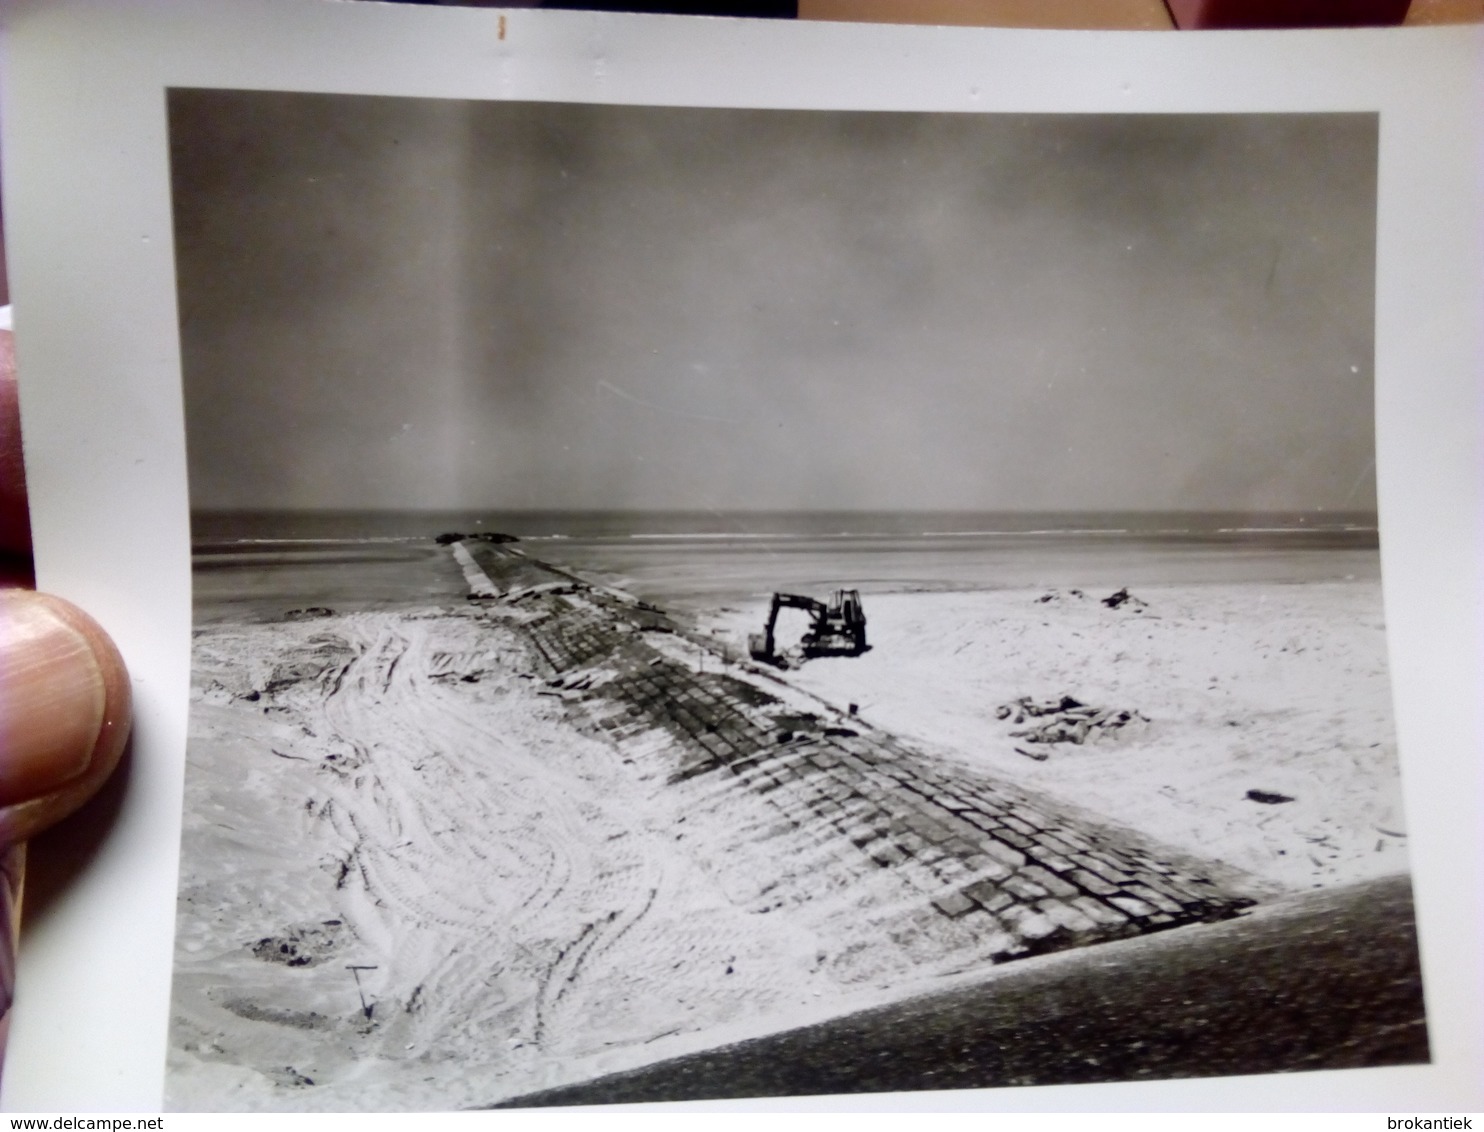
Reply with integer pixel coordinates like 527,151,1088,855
499,873,1427,1107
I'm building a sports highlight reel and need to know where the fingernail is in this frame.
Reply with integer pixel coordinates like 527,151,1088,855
0,594,106,806
0,594,131,845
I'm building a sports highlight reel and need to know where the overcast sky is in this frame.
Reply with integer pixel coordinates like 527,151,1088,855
170,92,1377,514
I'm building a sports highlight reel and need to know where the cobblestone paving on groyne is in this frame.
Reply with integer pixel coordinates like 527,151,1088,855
463,542,1259,968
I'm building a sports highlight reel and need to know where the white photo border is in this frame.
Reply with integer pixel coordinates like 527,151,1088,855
1,0,1480,1112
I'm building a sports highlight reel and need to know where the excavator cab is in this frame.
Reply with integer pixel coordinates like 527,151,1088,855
748,589,867,665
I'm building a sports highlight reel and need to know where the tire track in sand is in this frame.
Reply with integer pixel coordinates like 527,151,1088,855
309,611,668,1059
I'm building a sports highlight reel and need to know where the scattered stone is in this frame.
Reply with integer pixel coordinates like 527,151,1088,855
283,606,334,621
1246,789,1294,805
506,581,586,603
272,1066,316,1088
1014,746,1049,762
250,920,346,967
999,694,1083,723
999,695,1148,747
1101,587,1148,611
1036,588,1088,604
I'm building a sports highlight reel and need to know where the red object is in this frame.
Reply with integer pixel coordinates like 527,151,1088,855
1165,0,1411,27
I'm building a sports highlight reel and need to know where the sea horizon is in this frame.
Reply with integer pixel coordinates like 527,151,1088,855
191,507,1382,600
191,507,1380,546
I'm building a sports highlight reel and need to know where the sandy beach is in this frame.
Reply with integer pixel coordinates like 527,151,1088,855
699,581,1404,891
166,534,1411,1111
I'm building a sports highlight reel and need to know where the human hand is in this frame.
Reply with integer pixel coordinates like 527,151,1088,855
0,325,132,847
0,316,132,1076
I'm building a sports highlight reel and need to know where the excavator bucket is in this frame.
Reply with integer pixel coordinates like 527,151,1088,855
747,631,771,660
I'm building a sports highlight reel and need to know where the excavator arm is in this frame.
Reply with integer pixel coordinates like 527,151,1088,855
752,593,826,660
749,591,865,665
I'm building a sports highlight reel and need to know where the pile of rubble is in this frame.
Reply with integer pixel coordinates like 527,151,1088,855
996,694,1149,760
1032,587,1149,612
1035,588,1086,603
505,580,588,603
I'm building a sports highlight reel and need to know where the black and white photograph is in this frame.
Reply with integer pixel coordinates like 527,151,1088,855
163,90,1426,1110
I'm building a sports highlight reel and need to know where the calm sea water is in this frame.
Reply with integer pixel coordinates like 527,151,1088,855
193,510,1381,609
192,508,1379,543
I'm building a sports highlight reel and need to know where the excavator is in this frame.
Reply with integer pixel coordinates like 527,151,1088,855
748,589,868,666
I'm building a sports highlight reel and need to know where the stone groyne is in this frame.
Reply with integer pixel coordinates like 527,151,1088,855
461,541,1262,974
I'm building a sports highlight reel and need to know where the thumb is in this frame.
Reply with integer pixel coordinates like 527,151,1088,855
0,592,131,845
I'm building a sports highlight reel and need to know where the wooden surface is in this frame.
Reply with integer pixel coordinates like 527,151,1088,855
1404,0,1484,22
798,0,1175,28
799,0,1483,25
